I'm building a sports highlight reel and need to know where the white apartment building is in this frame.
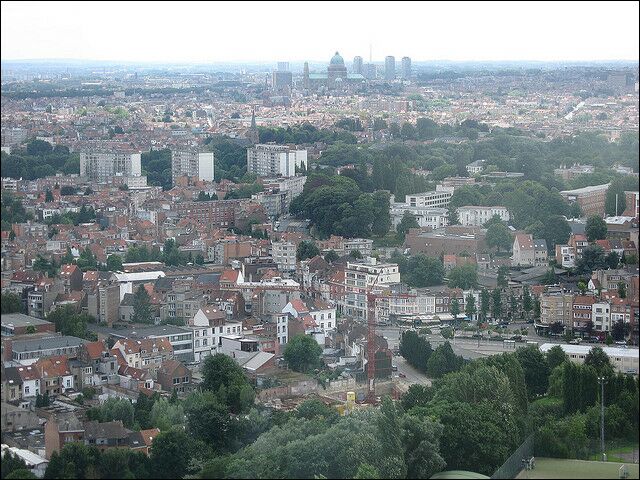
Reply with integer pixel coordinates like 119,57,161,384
390,205,448,230
340,258,401,320
466,159,486,175
555,245,576,268
404,185,455,209
171,150,215,186
456,206,509,227
247,144,308,178
270,240,297,272
80,152,142,183
342,238,373,257
592,302,612,332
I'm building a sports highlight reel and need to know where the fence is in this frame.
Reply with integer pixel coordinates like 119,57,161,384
491,434,535,479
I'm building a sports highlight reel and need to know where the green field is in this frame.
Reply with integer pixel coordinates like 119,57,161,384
516,458,639,479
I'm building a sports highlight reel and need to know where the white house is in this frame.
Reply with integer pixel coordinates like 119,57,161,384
282,298,337,336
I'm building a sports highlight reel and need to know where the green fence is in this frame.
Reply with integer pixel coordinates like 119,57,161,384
491,434,535,479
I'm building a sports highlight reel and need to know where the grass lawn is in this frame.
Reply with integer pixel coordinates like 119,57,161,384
588,443,639,463
516,458,639,479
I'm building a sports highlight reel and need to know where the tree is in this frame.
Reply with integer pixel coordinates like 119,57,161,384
576,245,607,274
577,281,587,295
296,241,320,262
349,249,363,259
480,289,490,322
396,211,419,242
354,463,380,479
131,284,153,324
490,288,502,320
585,215,607,242
45,189,54,202
617,281,627,299
201,354,255,414
447,264,478,289
611,320,627,342
46,305,96,340
464,294,476,321
2,450,29,479
546,345,569,371
284,334,323,373
522,285,533,320
399,330,433,372
6,469,37,479
295,398,339,423
150,430,192,479
496,265,509,288
515,345,550,399
150,397,185,431
1,292,23,314
324,250,339,263
584,347,613,376
542,268,556,285
426,342,463,378
76,246,97,271
486,222,512,252
450,297,460,321
106,254,123,272
606,251,620,270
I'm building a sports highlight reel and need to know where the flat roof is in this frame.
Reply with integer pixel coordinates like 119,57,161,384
560,183,610,195
539,343,639,358
1,313,52,328
11,335,87,353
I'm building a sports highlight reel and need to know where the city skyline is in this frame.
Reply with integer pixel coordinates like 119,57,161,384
2,1,639,63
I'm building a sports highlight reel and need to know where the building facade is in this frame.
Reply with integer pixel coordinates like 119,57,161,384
171,150,215,186
247,144,307,178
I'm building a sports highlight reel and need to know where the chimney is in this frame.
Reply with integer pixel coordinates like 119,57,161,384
3,338,13,362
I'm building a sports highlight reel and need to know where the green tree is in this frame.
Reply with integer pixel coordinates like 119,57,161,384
1,292,23,314
496,265,509,288
1,451,29,479
426,342,463,378
284,334,323,373
296,241,320,261
150,430,193,479
296,398,339,423
577,281,587,295
450,297,460,320
585,215,607,242
584,347,613,376
396,211,419,242
131,284,153,324
617,281,627,299
354,463,380,479
522,285,533,320
546,345,569,371
486,222,512,252
150,397,185,431
491,288,502,320
6,469,37,479
464,294,476,320
515,345,550,399
480,289,490,322
447,264,478,289
324,250,339,263
106,254,123,272
606,251,620,270
576,245,607,274
45,189,54,202
200,354,255,414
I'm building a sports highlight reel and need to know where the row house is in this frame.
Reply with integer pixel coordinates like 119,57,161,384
72,341,119,388
512,233,548,267
572,295,597,332
112,338,173,375
27,278,64,319
539,293,574,330
36,356,75,396
2,364,41,401
568,233,589,260
282,298,337,337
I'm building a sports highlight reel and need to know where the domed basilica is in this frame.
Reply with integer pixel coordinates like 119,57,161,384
303,52,364,89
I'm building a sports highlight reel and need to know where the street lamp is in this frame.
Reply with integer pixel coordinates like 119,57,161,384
597,376,607,462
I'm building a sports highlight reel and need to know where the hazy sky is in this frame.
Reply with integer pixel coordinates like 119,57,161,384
2,1,639,63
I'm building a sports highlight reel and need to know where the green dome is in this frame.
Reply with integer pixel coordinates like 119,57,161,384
330,52,344,65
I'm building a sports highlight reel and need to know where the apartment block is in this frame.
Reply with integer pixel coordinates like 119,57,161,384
247,144,307,178
456,206,509,227
80,151,142,183
171,150,215,186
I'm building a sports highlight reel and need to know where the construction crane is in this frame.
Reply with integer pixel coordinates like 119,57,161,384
365,270,382,403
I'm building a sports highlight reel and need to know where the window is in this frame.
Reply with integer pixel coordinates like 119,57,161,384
25,386,30,394
183,376,189,383
173,377,180,385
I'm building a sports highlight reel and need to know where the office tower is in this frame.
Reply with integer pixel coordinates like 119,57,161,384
171,150,215,186
303,62,310,89
363,63,377,80
353,56,363,75
384,56,396,80
272,70,293,90
277,62,290,72
401,56,411,79
80,151,141,183
247,144,308,178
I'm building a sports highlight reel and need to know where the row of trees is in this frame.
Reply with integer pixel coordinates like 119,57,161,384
399,332,465,378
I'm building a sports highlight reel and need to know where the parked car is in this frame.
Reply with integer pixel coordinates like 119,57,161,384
399,373,407,378
392,365,398,372
569,338,582,345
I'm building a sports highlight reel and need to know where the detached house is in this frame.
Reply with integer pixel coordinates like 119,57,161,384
512,233,547,267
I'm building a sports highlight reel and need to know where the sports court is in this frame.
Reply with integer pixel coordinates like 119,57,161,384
516,458,639,479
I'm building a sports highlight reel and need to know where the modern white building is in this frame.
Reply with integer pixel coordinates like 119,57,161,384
465,159,486,175
403,185,455,209
456,206,509,227
270,240,297,272
539,343,639,375
247,144,307,178
390,205,449,230
592,301,612,332
340,257,401,320
80,152,142,183
171,150,215,186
